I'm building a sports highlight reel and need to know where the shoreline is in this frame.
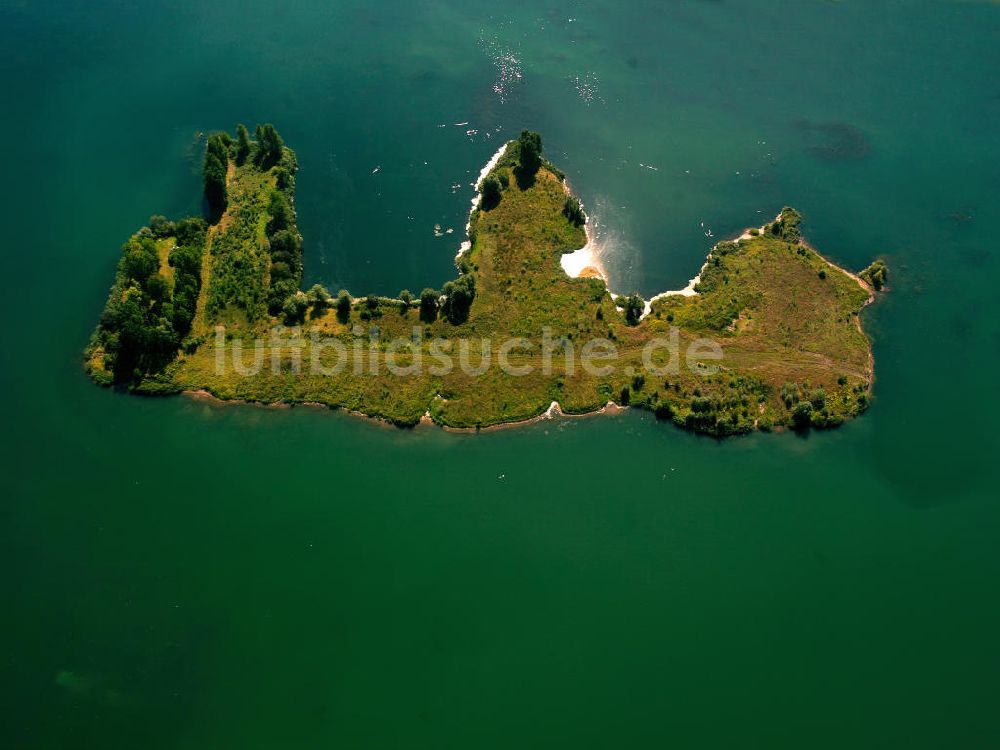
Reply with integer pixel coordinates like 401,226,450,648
183,388,629,433
559,211,873,325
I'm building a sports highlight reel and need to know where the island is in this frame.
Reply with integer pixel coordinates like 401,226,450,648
85,125,886,435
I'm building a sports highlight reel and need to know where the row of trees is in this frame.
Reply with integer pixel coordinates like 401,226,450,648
276,279,478,326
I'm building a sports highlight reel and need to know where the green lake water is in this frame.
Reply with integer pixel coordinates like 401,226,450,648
3,0,999,746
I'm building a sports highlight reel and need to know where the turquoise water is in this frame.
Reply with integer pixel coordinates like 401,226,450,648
3,0,1000,746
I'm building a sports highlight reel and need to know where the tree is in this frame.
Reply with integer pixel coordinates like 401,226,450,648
441,275,475,323
808,389,826,410
518,130,542,175
174,217,207,246
481,175,502,209
860,259,888,291
148,215,176,238
768,207,802,242
336,290,352,321
146,273,169,302
419,288,439,322
235,123,251,165
203,133,230,214
267,191,292,232
255,123,284,168
307,284,331,311
270,261,292,280
399,289,413,314
121,237,159,284
282,292,308,325
792,401,814,431
203,152,227,213
622,293,645,326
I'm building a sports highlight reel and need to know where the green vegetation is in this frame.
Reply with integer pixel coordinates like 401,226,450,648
516,130,542,184
860,259,888,291
563,196,586,227
202,133,230,215
621,293,645,326
481,175,502,210
86,129,884,436
234,123,251,166
85,217,207,383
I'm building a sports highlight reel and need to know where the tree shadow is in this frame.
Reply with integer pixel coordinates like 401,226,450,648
513,165,537,190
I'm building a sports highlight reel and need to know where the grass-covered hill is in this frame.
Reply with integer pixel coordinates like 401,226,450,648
86,127,885,435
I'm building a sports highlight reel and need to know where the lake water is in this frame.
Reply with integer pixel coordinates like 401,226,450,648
3,0,999,747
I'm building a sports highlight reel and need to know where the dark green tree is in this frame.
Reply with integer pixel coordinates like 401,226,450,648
255,123,284,168
419,288,439,322
148,215,176,238
336,290,352,322
267,191,293,233
121,237,159,284
307,284,331,311
481,175,502,209
441,275,476,323
622,293,645,326
282,293,308,325
518,130,542,175
235,123,251,165
792,401,814,431
203,133,229,214
860,259,888,291
399,289,413,314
